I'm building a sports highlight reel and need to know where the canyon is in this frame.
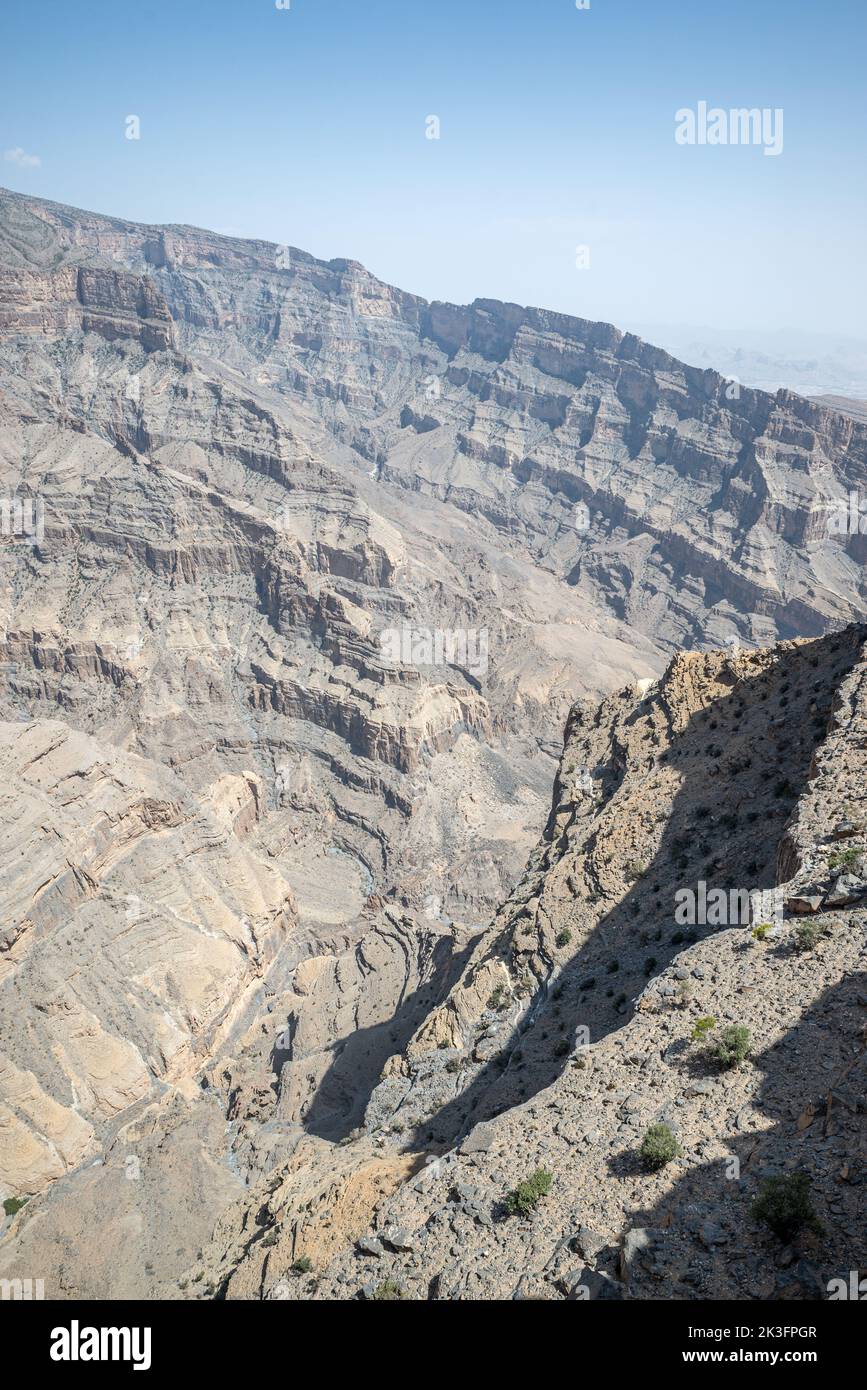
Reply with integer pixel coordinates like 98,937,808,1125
0,186,863,1299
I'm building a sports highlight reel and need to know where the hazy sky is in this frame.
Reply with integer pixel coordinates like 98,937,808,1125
1,0,865,335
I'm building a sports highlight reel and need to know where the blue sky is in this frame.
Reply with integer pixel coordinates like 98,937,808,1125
1,0,865,334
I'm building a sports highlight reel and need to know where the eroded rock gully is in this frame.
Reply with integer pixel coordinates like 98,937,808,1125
0,187,865,1299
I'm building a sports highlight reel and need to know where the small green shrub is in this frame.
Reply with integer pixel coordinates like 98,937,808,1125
487,984,507,1010
828,847,863,872
751,923,773,942
715,1024,751,1069
794,920,820,952
2,1196,27,1218
794,919,832,953
373,1278,405,1300
751,1173,822,1242
505,1168,553,1217
292,1255,313,1274
640,1123,681,1170
555,928,572,948
691,1016,716,1043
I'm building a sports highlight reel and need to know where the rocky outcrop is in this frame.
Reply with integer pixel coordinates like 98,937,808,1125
0,261,172,350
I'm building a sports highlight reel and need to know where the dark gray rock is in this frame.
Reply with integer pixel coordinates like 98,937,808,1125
824,874,867,907
356,1236,385,1257
381,1225,416,1252
572,1225,608,1263
560,1266,624,1300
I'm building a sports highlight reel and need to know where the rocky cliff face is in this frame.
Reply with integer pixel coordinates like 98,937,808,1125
0,186,864,1300
185,626,867,1302
0,721,293,1194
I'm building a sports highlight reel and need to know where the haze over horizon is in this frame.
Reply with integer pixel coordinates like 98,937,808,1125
1,0,865,340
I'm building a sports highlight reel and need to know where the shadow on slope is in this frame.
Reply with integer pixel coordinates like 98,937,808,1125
410,628,864,1150
609,967,867,1300
292,934,478,1142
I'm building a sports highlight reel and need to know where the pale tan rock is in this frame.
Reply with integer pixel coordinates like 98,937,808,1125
0,718,294,1195
1,186,866,1302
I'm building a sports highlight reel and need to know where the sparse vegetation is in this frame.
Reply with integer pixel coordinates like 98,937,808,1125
555,928,572,948
691,1016,716,1043
373,1278,405,1300
292,1255,313,1274
751,923,773,942
828,846,863,872
752,1172,822,1241
715,1024,751,1069
487,984,507,1010
640,1123,681,1170
794,919,829,952
505,1168,553,1217
2,1196,28,1218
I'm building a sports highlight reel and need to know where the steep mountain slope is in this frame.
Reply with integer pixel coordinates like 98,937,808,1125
0,187,865,1299
184,626,867,1301
0,720,294,1194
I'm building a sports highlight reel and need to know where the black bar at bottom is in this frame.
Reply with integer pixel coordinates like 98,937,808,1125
3,1295,861,1376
